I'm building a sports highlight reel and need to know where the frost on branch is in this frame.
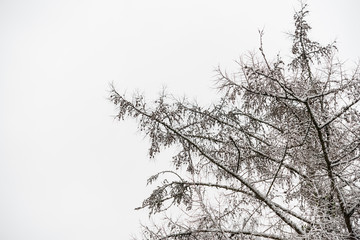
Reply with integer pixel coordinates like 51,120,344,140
110,4,360,240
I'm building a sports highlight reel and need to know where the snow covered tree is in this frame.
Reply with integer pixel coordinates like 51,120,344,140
110,5,360,240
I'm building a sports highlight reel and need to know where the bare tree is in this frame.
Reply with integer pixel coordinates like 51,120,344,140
110,5,360,240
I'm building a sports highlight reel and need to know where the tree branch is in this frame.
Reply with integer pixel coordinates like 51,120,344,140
159,229,286,240
319,96,360,129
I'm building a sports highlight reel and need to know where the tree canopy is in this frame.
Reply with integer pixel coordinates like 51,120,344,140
110,5,360,240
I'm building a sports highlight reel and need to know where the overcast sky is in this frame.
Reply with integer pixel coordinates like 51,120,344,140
1,1,359,239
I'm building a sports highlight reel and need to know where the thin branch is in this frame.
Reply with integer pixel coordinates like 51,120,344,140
231,111,283,132
266,144,287,196
319,96,360,129
159,229,286,240
229,136,241,173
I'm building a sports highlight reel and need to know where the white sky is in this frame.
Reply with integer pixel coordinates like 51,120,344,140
0,0,359,239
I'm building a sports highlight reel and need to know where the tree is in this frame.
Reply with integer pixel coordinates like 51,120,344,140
110,5,360,240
